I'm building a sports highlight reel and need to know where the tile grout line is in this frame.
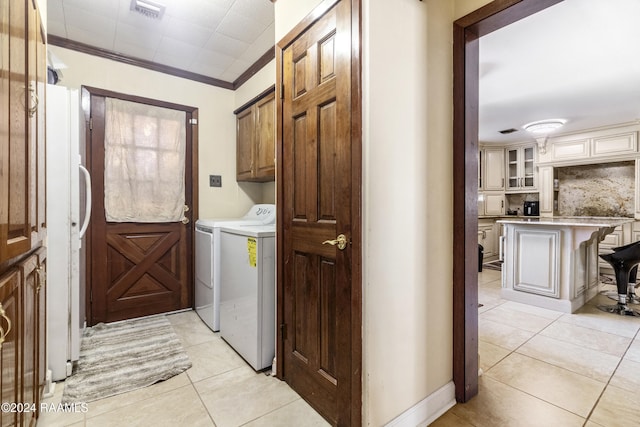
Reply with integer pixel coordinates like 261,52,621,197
582,326,640,426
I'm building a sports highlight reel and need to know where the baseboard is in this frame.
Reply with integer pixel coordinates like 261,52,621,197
384,381,456,427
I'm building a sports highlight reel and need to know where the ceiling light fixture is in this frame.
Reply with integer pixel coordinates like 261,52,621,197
522,119,566,134
130,0,166,20
523,119,566,155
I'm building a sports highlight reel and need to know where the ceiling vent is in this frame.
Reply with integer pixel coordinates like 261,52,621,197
498,128,519,134
130,0,166,20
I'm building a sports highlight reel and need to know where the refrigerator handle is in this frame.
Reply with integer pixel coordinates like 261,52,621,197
79,164,92,239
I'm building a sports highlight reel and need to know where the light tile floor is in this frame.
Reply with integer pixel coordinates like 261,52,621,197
432,268,640,427
39,310,330,427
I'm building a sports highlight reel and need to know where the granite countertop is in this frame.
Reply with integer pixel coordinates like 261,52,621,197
496,216,634,227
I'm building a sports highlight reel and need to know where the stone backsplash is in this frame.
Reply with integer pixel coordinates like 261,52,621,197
557,161,634,217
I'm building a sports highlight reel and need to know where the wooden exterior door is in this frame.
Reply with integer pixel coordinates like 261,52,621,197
85,88,197,325
277,0,361,425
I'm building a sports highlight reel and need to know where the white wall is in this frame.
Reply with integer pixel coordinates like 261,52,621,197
275,0,325,41
363,0,448,424
47,46,266,218
235,59,276,109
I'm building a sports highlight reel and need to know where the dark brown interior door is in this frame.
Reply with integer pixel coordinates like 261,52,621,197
280,1,359,425
86,89,195,325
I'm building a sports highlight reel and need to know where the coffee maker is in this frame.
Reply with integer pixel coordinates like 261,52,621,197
523,201,539,216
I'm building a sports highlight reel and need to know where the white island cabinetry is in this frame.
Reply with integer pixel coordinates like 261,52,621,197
497,217,632,313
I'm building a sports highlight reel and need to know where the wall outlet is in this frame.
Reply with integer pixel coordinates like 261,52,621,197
209,175,222,187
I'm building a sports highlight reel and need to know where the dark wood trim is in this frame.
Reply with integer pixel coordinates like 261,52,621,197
452,20,480,403
456,0,563,37
452,0,564,403
275,40,285,382
48,35,277,92
81,85,198,112
233,85,276,115
48,35,235,90
232,47,276,90
349,0,363,424
276,0,340,49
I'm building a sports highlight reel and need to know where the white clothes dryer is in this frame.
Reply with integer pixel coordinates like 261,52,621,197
194,204,275,331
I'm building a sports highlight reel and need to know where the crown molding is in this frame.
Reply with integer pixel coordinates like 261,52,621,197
48,35,276,90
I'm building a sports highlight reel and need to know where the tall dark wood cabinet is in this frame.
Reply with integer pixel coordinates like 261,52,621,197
1,1,48,425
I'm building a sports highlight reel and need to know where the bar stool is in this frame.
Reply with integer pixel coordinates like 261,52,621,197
603,241,640,304
598,241,640,316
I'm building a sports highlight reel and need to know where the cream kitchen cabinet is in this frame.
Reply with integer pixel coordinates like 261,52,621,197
506,144,536,192
483,147,505,191
478,220,498,260
481,193,505,216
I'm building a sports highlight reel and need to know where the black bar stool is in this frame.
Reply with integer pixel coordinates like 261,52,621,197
603,241,640,304
598,241,640,316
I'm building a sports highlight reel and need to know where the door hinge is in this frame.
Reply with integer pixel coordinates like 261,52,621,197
280,85,284,99
280,323,287,340
189,118,198,125
89,118,93,130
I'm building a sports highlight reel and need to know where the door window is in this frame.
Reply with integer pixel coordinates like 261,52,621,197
104,98,186,222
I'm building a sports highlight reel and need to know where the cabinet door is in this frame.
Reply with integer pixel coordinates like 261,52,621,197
484,193,504,216
29,3,46,248
484,148,504,190
522,146,536,189
484,226,497,257
1,0,31,262
506,146,536,192
0,270,21,427
506,148,519,190
236,107,254,181
254,93,275,180
18,254,38,427
35,248,46,410
538,166,553,215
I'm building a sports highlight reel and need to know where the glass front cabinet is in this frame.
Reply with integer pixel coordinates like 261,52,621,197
506,144,536,192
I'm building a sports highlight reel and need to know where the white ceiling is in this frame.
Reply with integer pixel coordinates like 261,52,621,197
47,0,275,84
47,0,640,130
479,0,640,144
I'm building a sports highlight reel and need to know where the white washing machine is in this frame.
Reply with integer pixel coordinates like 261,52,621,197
194,204,275,332
219,224,275,371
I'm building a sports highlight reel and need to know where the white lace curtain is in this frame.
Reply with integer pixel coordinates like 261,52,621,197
104,98,186,222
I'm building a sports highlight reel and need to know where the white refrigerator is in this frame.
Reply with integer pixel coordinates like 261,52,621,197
46,84,91,381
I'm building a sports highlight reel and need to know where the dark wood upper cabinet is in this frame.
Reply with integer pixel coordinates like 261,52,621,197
235,89,275,182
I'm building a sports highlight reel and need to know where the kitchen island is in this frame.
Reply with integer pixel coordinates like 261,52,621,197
497,217,634,313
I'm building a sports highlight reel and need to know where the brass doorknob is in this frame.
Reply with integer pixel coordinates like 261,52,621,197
322,234,348,250
181,217,190,225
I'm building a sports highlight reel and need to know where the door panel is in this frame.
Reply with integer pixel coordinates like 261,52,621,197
87,90,194,325
280,1,356,425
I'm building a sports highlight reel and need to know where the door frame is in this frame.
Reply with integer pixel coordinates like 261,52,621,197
452,0,564,402
81,86,199,325
274,0,362,424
